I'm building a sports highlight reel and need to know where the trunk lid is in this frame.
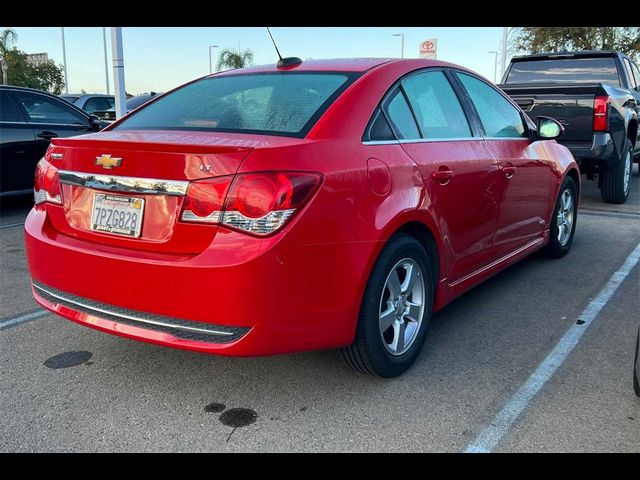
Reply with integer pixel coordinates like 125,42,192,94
46,130,269,254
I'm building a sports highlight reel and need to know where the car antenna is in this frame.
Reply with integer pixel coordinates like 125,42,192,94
266,27,302,69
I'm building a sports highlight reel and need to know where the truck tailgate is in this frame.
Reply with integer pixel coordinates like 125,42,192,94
499,83,607,144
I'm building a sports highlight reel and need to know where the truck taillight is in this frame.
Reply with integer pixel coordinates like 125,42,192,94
593,95,610,132
180,172,322,236
33,158,62,205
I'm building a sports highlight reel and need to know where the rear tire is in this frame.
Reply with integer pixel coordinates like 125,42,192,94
341,234,435,378
545,176,578,258
600,139,632,204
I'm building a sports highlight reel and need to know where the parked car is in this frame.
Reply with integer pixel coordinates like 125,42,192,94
500,51,640,204
60,93,115,115
0,85,107,197
93,92,160,121
25,58,579,377
634,327,640,397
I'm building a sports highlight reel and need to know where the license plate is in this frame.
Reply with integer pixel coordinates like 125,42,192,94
91,194,145,238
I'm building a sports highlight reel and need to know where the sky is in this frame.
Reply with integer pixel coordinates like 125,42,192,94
8,27,506,95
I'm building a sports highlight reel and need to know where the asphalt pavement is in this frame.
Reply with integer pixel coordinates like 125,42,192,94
0,171,638,452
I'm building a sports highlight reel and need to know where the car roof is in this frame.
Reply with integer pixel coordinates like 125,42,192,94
66,93,113,97
214,58,396,75
0,84,63,94
212,58,465,77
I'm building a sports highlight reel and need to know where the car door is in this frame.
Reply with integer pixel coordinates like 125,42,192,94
454,71,554,257
388,69,502,283
11,90,95,164
0,90,38,195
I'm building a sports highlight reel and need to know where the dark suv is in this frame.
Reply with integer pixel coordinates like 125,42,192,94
1,85,105,197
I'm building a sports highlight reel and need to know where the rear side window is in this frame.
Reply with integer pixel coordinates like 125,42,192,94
83,97,115,113
401,70,471,139
0,91,23,122
505,57,621,86
457,73,526,138
383,89,420,140
114,72,357,137
631,62,640,92
13,91,87,124
623,59,638,89
366,108,395,141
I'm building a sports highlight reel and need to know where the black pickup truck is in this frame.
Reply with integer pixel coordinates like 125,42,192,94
500,51,640,204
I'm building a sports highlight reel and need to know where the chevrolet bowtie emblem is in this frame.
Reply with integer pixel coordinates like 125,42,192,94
95,154,122,169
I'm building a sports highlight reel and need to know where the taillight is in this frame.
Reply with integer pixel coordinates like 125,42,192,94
180,172,322,236
593,95,610,132
181,176,233,223
34,158,62,205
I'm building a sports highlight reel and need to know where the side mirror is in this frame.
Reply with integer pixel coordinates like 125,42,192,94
89,114,102,131
536,116,564,140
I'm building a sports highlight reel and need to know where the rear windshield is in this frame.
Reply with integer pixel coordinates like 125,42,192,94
113,72,357,137
505,57,620,86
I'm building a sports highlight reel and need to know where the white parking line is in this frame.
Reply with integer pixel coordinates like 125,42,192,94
465,242,640,453
0,310,50,330
0,222,25,230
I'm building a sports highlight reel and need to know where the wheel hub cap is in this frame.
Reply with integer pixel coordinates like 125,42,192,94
556,188,574,247
379,258,426,356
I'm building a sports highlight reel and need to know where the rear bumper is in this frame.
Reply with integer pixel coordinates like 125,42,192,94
25,207,373,356
565,132,615,164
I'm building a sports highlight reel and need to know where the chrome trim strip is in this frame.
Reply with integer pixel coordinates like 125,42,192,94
33,283,233,336
363,136,529,145
448,237,544,288
363,137,478,145
58,170,189,196
481,137,530,141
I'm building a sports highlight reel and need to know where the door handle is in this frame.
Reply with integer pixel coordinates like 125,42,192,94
431,170,454,184
36,131,58,140
501,166,517,178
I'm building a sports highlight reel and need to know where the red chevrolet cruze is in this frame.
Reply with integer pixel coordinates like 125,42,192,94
25,58,579,377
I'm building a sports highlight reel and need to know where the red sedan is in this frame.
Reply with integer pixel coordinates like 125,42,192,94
25,58,579,377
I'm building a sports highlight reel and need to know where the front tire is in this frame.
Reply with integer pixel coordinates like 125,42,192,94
601,139,633,204
341,234,435,377
545,176,578,258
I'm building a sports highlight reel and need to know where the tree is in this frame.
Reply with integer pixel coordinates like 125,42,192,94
514,27,640,61
216,48,254,71
0,28,18,85
5,49,65,94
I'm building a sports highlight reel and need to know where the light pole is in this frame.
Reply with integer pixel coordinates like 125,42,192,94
61,27,69,93
392,33,404,58
501,26,509,80
209,45,219,74
489,50,498,83
102,27,110,94
111,27,126,120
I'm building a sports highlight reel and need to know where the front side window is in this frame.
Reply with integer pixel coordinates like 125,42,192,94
114,72,357,137
457,72,526,138
14,91,86,125
401,70,471,139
